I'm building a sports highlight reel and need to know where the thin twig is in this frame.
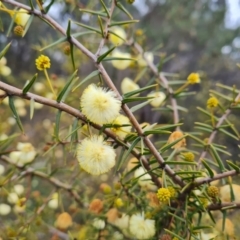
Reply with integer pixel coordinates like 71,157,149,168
0,81,161,187
1,0,184,187
197,91,240,168
132,41,180,128
0,155,84,206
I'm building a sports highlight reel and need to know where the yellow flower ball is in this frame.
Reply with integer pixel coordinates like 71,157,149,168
187,72,200,84
207,186,219,198
80,84,121,125
207,96,219,108
35,55,51,71
114,198,124,208
181,152,195,162
156,188,171,204
14,8,30,27
0,6,30,27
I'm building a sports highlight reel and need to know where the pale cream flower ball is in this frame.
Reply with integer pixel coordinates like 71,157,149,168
9,142,37,166
77,135,116,175
137,52,154,67
13,184,24,195
134,167,157,191
93,218,106,230
109,26,127,46
121,77,140,95
80,84,121,125
113,214,130,230
7,192,19,204
0,203,11,216
129,213,156,239
215,218,234,237
111,114,132,139
111,50,132,70
48,193,59,209
147,91,166,107
0,57,11,76
14,204,26,214
219,184,240,202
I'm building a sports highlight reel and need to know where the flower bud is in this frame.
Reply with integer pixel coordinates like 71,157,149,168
55,212,73,231
13,25,24,36
207,186,219,198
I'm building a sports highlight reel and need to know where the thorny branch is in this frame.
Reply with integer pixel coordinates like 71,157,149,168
0,155,84,206
196,91,240,169
1,0,184,187
0,81,161,187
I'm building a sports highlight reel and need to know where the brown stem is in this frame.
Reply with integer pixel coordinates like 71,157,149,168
132,41,180,129
0,155,84,206
0,80,161,187
1,0,184,187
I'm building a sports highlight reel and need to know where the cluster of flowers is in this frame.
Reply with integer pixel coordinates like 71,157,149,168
77,84,131,175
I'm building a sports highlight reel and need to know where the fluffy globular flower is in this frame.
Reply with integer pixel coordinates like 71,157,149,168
106,208,119,223
215,218,234,237
220,184,240,202
129,213,156,239
80,84,121,125
9,142,36,166
0,57,11,76
167,131,186,149
121,77,140,95
7,192,19,204
134,167,157,191
100,183,112,194
168,186,177,198
77,135,116,175
89,199,104,214
35,55,51,71
13,25,24,36
137,52,154,67
93,218,105,229
55,212,73,230
109,26,126,46
147,91,166,108
0,5,30,27
111,114,131,139
114,213,130,230
114,198,124,208
207,96,219,108
13,184,24,195
207,186,219,198
48,193,59,209
0,203,11,216
156,188,171,204
146,192,160,208
187,72,200,84
181,152,195,162
111,50,132,70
